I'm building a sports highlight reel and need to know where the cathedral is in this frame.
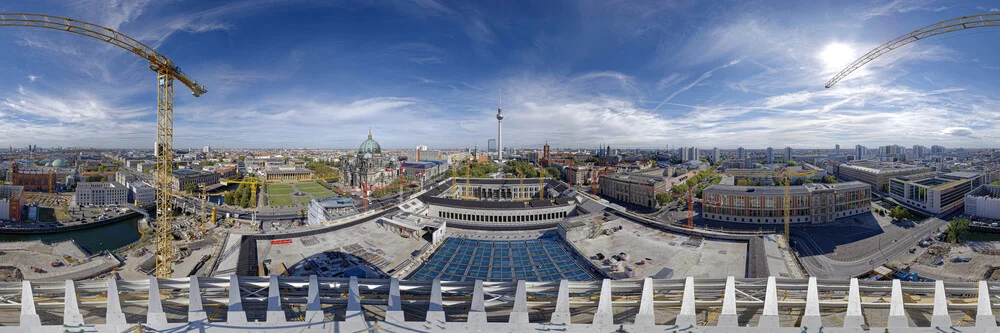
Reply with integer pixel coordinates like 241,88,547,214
341,130,398,189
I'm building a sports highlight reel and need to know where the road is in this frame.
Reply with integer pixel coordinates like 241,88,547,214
792,217,948,278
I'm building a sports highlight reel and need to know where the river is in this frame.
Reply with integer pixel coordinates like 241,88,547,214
0,216,143,254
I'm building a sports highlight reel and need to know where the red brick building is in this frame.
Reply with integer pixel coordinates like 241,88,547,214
10,162,56,192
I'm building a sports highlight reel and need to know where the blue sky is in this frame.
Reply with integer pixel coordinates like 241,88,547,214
1,0,1000,149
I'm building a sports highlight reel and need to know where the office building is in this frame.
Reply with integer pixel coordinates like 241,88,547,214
766,147,774,164
598,169,667,208
679,147,688,162
835,144,840,153
172,169,221,192
855,145,864,160
712,147,720,163
72,182,128,207
965,184,1000,219
931,145,946,154
888,171,982,215
837,164,932,192
0,185,24,222
702,181,871,224
785,147,793,162
736,147,746,168
202,145,212,154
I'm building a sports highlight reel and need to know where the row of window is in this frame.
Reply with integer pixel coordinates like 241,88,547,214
438,210,567,223
705,208,868,223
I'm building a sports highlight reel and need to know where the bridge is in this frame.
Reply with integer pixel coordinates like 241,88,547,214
2,276,998,332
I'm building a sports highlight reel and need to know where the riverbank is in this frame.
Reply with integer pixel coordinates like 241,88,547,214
0,210,145,235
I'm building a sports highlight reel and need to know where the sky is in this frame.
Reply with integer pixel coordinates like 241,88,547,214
1,0,999,150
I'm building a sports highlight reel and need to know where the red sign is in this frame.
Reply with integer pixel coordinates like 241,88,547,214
270,239,292,245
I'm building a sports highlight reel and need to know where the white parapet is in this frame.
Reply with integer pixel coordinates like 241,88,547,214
147,277,168,325
758,276,779,327
593,279,614,327
468,280,487,324
227,275,247,324
678,276,698,328
346,276,364,324
977,280,996,328
888,279,908,328
63,280,84,326
718,276,739,327
189,276,208,323
306,275,324,323
635,277,655,326
932,280,951,328
106,278,127,325
802,277,821,329
509,280,529,324
843,277,864,328
267,275,286,323
385,277,405,323
550,279,571,325
19,281,40,327
427,279,446,323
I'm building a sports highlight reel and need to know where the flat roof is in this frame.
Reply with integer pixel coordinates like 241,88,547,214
704,181,869,195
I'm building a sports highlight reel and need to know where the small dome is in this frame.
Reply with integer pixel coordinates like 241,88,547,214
45,162,52,167
358,129,382,154
52,159,68,167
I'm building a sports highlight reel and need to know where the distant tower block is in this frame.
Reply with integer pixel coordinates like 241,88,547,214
496,89,504,163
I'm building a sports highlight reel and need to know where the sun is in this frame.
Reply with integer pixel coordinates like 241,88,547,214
819,43,855,70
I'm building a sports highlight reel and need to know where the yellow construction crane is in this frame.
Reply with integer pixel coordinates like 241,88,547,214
0,13,207,278
775,168,792,246
200,183,208,233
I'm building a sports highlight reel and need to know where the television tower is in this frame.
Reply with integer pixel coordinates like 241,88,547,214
496,89,504,163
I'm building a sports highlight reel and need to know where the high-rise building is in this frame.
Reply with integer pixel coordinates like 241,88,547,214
712,147,720,163
688,147,699,162
766,147,774,164
679,147,688,162
855,145,865,160
606,145,611,157
835,144,840,153
202,145,212,154
736,147,746,167
931,145,946,154
785,147,793,162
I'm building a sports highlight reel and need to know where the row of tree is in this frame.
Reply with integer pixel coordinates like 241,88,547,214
306,160,341,182
225,177,258,208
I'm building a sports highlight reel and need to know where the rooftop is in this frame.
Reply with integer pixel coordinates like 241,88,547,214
704,181,870,196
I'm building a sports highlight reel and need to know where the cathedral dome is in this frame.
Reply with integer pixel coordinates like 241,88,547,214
359,129,381,154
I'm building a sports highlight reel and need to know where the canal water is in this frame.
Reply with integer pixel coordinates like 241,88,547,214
0,216,143,254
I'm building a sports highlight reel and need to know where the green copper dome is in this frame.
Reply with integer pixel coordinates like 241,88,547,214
359,129,381,154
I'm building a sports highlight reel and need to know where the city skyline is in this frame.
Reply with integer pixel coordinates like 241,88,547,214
1,1,1000,149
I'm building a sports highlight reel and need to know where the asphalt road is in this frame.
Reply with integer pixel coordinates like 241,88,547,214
792,217,948,278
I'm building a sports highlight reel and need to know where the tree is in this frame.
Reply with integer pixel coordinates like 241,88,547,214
889,206,911,221
84,175,106,182
821,175,838,184
671,183,689,196
184,183,200,194
545,167,561,180
655,193,670,206
786,160,797,166
944,218,970,243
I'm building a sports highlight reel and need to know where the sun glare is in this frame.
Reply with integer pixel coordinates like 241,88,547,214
820,42,855,71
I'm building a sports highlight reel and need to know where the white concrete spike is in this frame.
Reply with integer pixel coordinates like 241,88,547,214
977,280,996,328
19,281,40,327
146,277,168,325
678,276,698,328
305,275,324,323
63,280,84,326
758,276,779,327
931,280,951,328
426,279,446,323
843,278,864,328
105,278,127,325
227,275,247,324
718,276,738,327
468,280,487,324
385,277,405,323
267,275,286,323
188,276,208,323
593,279,614,327
509,280,529,324
346,276,365,324
634,277,655,326
801,277,822,329
888,279,908,328
549,279,571,325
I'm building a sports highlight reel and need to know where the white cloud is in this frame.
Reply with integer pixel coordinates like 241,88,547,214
847,0,946,20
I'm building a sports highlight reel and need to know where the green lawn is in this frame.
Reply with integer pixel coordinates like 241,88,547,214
269,195,295,206
296,185,331,195
268,184,295,195
295,196,313,205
